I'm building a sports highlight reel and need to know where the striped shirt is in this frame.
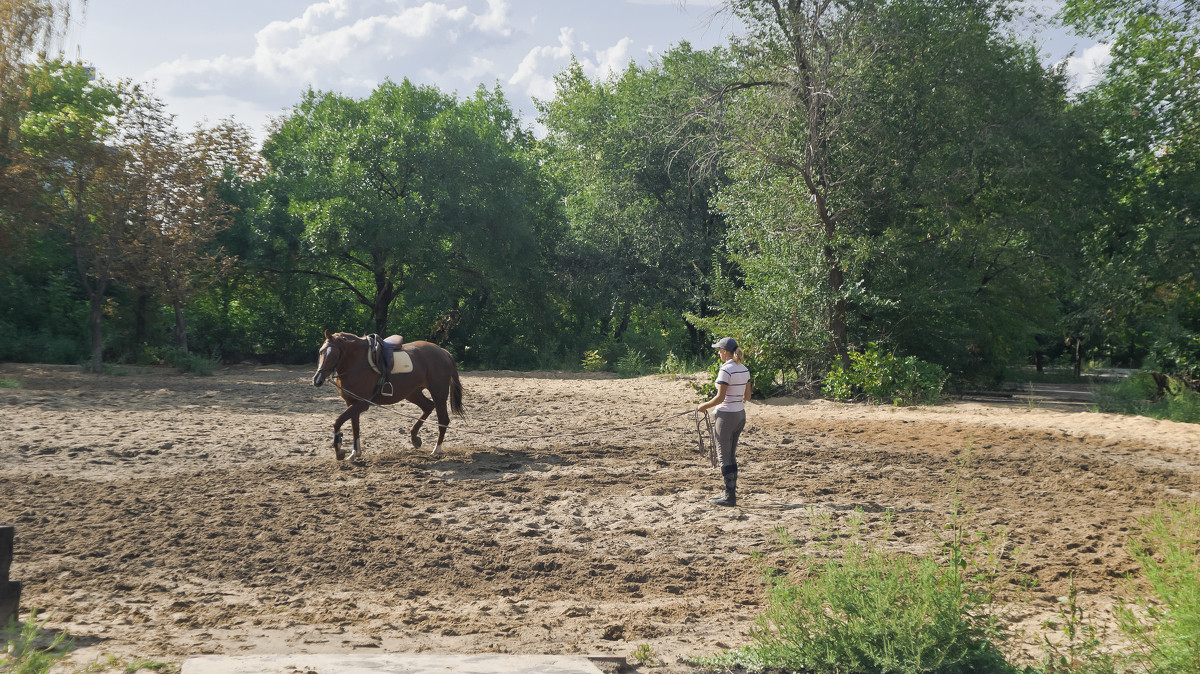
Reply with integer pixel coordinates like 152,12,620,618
715,361,751,413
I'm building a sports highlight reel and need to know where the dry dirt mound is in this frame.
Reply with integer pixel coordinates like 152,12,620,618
1,363,1197,670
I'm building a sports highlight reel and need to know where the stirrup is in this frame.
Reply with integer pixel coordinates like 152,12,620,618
380,381,394,398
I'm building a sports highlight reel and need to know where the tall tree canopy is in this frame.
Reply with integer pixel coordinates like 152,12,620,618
1063,0,1200,387
0,0,82,258
538,45,731,354
261,79,552,351
691,0,1086,383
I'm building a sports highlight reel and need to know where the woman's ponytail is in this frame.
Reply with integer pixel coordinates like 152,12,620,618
732,347,745,365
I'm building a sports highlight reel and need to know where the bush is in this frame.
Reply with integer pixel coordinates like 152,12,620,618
581,349,607,372
697,506,1016,674
150,347,219,376
1114,501,1200,673
824,342,947,405
1094,373,1200,424
0,611,71,673
615,350,650,378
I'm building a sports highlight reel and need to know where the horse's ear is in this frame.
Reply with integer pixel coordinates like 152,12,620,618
324,329,331,340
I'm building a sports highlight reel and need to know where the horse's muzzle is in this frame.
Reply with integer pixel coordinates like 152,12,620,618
313,371,325,387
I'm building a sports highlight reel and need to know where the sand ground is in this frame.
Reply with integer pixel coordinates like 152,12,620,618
1,363,1198,671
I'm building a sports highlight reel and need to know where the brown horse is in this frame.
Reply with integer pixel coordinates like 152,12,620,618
312,331,465,461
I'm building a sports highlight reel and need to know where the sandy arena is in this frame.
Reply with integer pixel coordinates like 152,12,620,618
1,363,1198,671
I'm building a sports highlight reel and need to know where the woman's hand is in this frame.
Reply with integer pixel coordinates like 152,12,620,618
699,383,728,413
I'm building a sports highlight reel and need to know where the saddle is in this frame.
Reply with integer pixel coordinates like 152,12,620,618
365,334,413,376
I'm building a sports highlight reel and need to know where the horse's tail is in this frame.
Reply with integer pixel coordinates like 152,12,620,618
449,363,466,418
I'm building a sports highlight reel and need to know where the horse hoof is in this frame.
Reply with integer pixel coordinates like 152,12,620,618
411,435,423,449
335,449,345,461
430,444,443,457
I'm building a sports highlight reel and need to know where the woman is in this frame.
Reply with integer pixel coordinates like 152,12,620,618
696,337,751,507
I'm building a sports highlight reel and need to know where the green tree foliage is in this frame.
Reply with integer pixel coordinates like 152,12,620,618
0,1,1194,390
1062,0,1200,387
538,45,731,362
2,55,246,368
695,0,1087,385
1116,501,1200,672
823,342,947,405
261,79,553,363
17,59,132,370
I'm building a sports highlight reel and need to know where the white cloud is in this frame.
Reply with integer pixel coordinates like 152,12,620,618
508,26,577,100
447,55,498,82
122,0,738,137
507,27,635,101
472,0,513,36
626,0,724,5
1064,41,1112,91
593,37,633,77
146,0,517,105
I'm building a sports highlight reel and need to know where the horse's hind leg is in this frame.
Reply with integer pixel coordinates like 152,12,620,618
405,391,435,450
431,402,450,457
430,393,451,458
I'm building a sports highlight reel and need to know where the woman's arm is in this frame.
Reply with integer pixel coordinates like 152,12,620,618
698,383,728,413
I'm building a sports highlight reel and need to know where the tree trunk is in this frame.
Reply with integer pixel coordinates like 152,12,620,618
374,305,389,336
134,291,149,349
173,300,189,352
370,261,395,336
1035,350,1044,374
1151,373,1170,400
825,243,849,369
1073,338,1082,378
89,292,104,373
613,301,632,342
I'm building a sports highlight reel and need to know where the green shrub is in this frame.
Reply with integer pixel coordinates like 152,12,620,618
1094,373,1200,424
1,611,72,673
149,347,219,376
1039,578,1118,674
696,505,1016,674
824,342,947,405
690,359,720,401
581,349,607,372
615,350,649,378
662,347,705,374
1114,501,1200,673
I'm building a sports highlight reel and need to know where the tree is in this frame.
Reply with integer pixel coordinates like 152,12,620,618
262,79,548,341
19,59,131,371
693,0,1085,382
538,45,731,356
0,0,82,261
118,104,255,354
1063,0,1200,387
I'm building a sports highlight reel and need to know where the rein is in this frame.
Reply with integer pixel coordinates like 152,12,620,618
329,373,695,441
693,409,719,468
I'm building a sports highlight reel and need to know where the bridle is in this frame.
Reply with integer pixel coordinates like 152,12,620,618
315,340,342,382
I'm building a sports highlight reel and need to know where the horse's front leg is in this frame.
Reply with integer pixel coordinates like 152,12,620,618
333,403,366,461
347,407,367,461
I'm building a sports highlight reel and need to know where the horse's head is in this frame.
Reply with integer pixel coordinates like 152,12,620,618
313,330,342,387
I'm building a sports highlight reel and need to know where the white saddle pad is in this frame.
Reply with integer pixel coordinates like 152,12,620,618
391,350,413,374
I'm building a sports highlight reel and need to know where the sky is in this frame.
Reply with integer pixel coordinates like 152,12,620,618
68,0,1109,140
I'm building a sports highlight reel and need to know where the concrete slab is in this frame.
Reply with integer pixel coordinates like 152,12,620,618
181,653,607,674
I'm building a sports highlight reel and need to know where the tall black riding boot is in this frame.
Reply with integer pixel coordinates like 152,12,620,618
711,474,737,507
